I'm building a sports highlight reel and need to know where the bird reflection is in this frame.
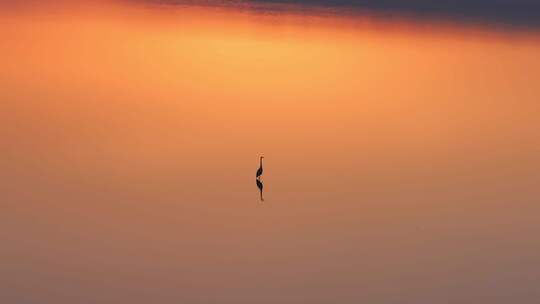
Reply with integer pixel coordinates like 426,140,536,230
256,178,264,202
256,156,264,202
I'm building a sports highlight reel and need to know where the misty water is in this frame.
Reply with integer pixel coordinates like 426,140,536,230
2,1,540,303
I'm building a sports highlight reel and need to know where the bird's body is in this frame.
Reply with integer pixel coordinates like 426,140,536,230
256,156,264,179
256,178,264,202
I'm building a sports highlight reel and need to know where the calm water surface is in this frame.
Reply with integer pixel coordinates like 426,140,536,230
1,1,540,303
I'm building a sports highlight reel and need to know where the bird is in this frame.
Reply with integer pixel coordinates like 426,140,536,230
256,156,264,179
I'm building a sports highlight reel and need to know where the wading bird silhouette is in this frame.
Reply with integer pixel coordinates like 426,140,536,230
256,156,264,179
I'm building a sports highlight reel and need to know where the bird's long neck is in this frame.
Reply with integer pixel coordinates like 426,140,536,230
260,158,263,168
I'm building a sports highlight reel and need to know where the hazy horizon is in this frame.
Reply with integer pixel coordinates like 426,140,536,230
132,0,540,29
